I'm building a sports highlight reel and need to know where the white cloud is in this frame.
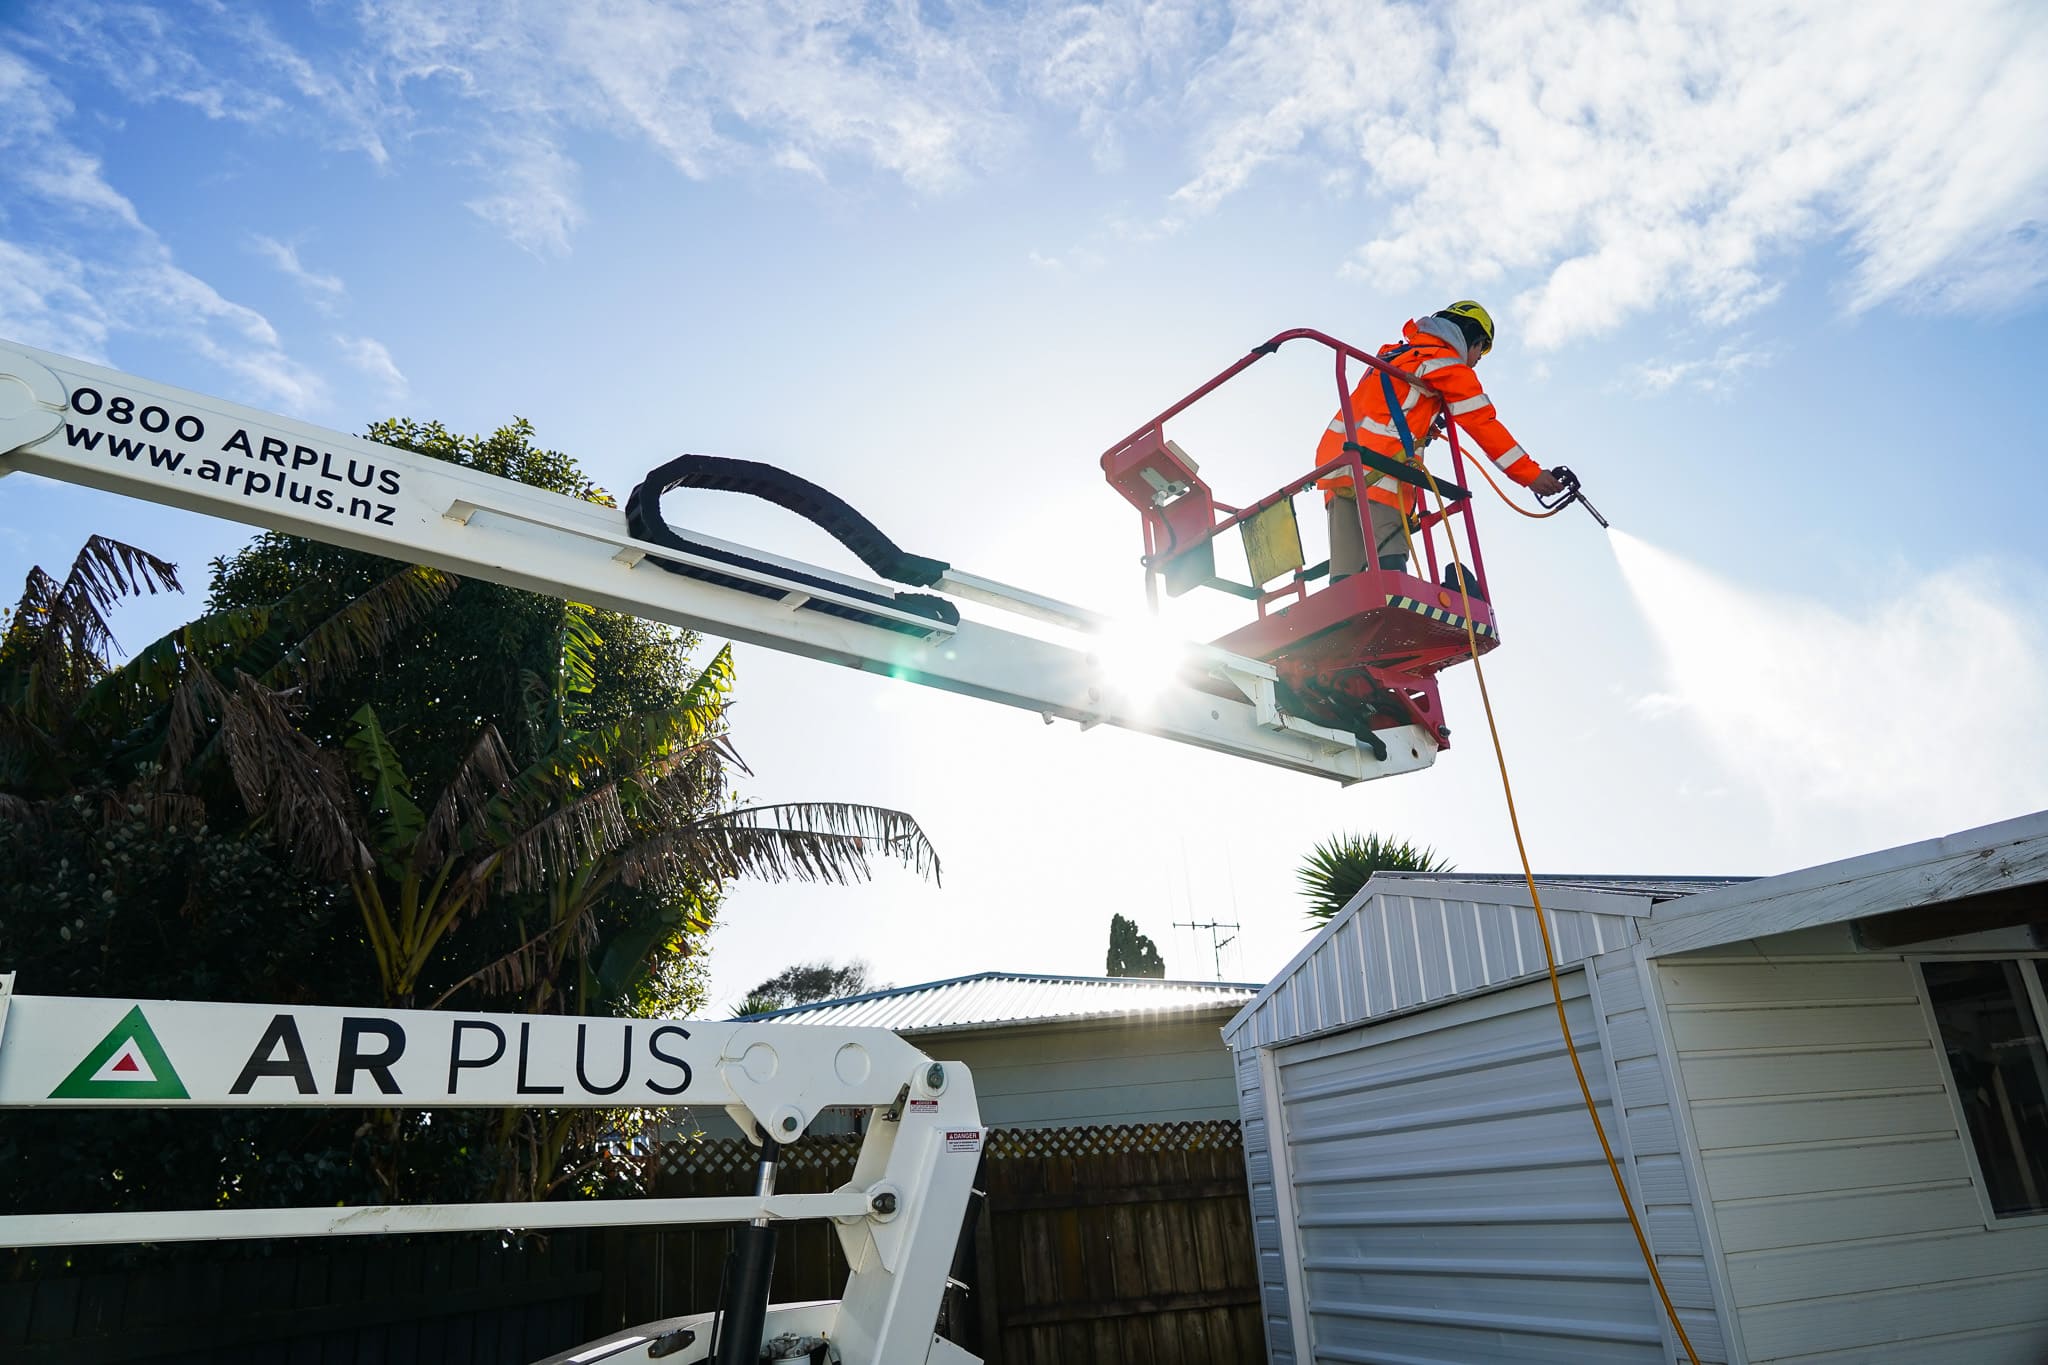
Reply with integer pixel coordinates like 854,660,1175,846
18,150,145,230
356,0,1017,243
1018,0,1216,166
231,10,390,166
0,45,323,410
336,335,408,401
1610,529,2048,842
15,2,285,123
1028,245,1106,272
464,132,585,257
1170,0,2048,347
11,0,2045,341
249,235,347,308
0,238,110,359
1631,342,1773,395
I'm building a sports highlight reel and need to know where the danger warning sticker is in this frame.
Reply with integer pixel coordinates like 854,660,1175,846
946,1129,982,1153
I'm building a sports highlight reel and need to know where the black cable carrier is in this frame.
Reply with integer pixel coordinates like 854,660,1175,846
625,455,959,635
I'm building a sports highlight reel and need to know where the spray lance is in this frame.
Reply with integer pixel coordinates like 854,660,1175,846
1535,466,1609,528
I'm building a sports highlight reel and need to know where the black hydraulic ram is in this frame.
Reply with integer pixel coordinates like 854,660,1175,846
710,1130,784,1365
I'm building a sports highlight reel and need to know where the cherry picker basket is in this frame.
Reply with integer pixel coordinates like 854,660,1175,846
1101,328,1501,753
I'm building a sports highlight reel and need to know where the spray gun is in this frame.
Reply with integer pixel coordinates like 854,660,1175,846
1535,465,1609,529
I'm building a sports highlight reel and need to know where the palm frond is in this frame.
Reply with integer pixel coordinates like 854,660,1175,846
1,536,180,723
481,777,631,895
421,725,514,865
621,801,940,890
461,910,604,1005
680,644,736,715
158,668,231,778
72,601,274,732
260,565,459,693
554,603,602,713
107,788,208,832
343,705,425,860
221,676,367,877
1297,832,1453,924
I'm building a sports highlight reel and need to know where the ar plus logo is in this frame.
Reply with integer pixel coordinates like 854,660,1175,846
49,1005,190,1100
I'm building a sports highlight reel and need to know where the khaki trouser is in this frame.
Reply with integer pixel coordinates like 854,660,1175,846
1328,494,1412,579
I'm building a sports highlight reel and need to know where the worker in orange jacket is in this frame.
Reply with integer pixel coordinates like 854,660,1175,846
1318,301,1562,578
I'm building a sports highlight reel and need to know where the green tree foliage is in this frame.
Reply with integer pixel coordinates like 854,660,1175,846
0,798,400,1223
731,960,876,1016
1106,913,1166,978
206,419,686,792
1298,832,1453,925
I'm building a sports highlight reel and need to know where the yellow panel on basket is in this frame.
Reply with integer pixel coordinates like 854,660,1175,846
1241,499,1304,586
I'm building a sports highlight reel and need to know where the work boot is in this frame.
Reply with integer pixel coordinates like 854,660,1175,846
1441,564,1486,602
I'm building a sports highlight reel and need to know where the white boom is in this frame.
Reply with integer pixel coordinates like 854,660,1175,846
0,975,983,1364
0,338,1435,784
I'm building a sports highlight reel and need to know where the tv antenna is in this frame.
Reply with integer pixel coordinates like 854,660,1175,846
1174,918,1242,980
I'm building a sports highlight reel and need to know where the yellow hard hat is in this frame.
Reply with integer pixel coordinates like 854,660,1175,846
1439,300,1495,356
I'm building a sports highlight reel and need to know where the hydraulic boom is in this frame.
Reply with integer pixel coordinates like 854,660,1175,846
0,339,1435,785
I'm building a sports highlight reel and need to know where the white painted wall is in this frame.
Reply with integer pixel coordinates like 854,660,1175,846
918,1012,1243,1129
1593,949,1734,1363
1662,927,2048,1363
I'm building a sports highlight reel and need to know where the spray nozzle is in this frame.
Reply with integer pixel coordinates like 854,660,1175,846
1537,465,1610,529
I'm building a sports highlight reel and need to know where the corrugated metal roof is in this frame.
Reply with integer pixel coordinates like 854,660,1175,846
739,971,1262,1035
1223,879,1649,1048
1372,872,1752,902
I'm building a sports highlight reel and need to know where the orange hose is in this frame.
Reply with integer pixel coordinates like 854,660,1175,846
1464,450,1569,518
1415,464,1703,1365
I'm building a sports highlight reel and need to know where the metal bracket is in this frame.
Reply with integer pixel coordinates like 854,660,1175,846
445,497,957,642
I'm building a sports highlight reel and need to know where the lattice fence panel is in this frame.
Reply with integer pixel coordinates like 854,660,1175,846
983,1119,1243,1161
642,1133,865,1184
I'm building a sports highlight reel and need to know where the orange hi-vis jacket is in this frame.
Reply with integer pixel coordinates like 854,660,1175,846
1316,315,1541,511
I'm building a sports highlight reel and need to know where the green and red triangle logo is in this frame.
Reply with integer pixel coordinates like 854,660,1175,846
50,1005,189,1100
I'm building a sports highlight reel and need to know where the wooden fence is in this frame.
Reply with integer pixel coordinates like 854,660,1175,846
5,1120,1262,1365
972,1122,1263,1365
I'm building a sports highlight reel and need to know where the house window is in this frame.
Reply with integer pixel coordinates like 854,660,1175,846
1922,959,2048,1218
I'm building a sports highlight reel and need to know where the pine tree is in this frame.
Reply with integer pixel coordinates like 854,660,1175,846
1105,913,1166,978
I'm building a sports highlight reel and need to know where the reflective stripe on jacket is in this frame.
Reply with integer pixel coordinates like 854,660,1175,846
1316,316,1539,510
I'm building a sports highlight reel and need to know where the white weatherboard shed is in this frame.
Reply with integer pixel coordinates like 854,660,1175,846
1226,813,2048,1365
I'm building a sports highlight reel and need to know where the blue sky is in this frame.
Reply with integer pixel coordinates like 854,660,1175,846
5,0,2047,1008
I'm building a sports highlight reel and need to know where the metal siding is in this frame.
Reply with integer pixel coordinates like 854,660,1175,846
1271,975,1669,1363
1237,1044,1294,1364
1665,949,2048,1362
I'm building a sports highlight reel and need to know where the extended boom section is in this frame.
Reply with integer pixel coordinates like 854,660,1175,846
0,339,1434,784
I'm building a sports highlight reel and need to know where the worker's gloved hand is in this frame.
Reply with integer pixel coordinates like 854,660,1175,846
1528,471,1565,498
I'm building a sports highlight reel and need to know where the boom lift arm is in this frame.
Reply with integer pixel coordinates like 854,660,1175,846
0,977,984,1364
0,339,1433,785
